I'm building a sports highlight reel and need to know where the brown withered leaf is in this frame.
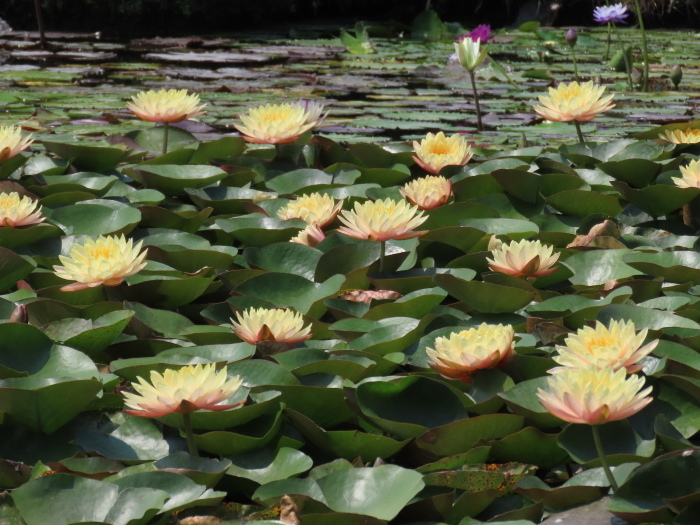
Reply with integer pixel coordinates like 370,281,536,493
339,289,401,303
526,317,572,345
566,220,620,248
279,495,301,525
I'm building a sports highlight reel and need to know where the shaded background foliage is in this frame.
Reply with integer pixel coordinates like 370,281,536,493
2,0,699,36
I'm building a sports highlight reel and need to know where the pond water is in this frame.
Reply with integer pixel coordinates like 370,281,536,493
1,23,699,149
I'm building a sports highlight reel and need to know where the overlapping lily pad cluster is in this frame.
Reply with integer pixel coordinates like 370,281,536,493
0,61,699,525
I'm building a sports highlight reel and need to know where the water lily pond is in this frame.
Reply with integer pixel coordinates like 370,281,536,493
0,20,699,525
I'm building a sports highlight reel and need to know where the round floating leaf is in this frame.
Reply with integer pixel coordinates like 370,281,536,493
268,385,355,428
491,169,542,205
490,427,569,469
227,447,313,485
186,186,271,215
355,375,470,440
421,202,499,230
363,287,447,320
244,243,321,281
194,410,283,455
190,136,246,164
130,164,228,196
266,169,359,194
498,377,562,428
609,449,700,524
0,323,61,378
597,304,700,330
126,125,197,152
109,470,225,513
0,247,37,293
235,272,344,316
42,310,134,358
623,250,700,284
415,414,525,457
612,181,700,218
434,274,535,314
38,172,119,197
345,316,432,356
49,199,141,236
216,215,306,247
119,272,216,309
0,376,103,434
316,465,424,520
562,249,639,286
546,190,623,217
598,159,660,187
514,473,606,512
0,223,63,248
0,154,29,180
368,267,458,295
72,415,172,462
558,419,656,467
458,218,539,239
285,409,410,462
41,140,129,172
152,452,232,488
356,167,412,187
12,474,121,525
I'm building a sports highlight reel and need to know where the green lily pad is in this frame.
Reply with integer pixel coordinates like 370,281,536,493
130,164,228,196
434,274,535,314
49,199,141,236
41,140,130,172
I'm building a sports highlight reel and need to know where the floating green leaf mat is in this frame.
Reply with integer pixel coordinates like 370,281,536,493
0,22,698,525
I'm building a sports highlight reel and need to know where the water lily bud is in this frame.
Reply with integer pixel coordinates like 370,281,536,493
565,29,577,48
487,235,503,252
631,67,643,85
9,304,27,323
670,65,683,89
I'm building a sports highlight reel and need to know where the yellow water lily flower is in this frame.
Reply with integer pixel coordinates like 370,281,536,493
278,193,342,227
427,323,515,382
552,320,658,374
53,234,148,291
123,364,244,418
0,192,44,227
234,100,326,144
487,239,559,278
337,198,428,242
534,81,615,122
660,128,700,144
0,126,33,162
127,89,206,123
537,366,653,425
454,37,489,72
412,132,473,175
672,159,700,188
231,307,312,344
400,175,452,210
290,224,326,247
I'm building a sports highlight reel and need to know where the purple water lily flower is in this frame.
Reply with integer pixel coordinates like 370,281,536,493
460,24,493,43
593,2,629,24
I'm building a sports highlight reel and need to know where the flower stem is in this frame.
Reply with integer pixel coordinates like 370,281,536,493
571,49,580,82
612,24,633,90
468,70,483,132
182,412,199,457
162,122,169,156
631,0,649,92
604,22,612,60
379,240,386,272
573,121,585,145
591,424,619,492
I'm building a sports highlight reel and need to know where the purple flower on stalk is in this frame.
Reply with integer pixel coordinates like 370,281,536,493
460,24,493,43
593,3,629,24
